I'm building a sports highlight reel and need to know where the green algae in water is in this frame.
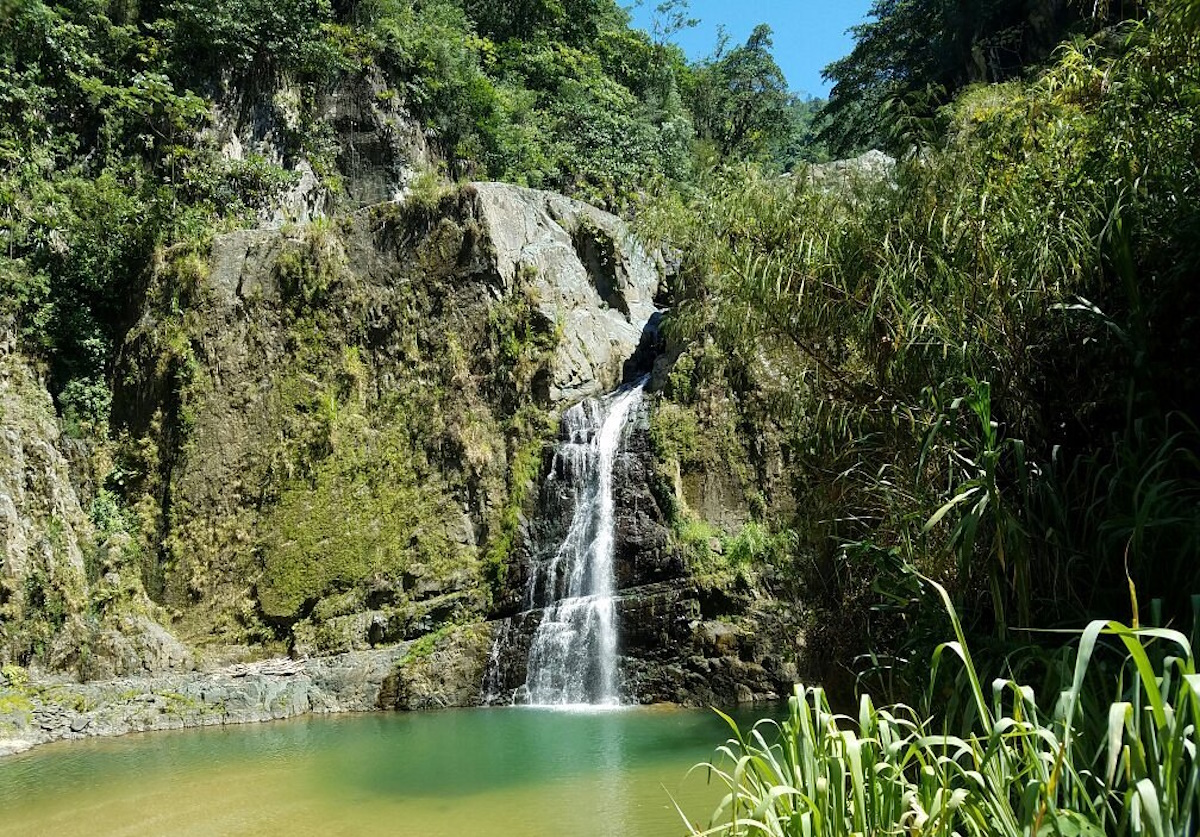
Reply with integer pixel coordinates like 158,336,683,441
0,706,776,836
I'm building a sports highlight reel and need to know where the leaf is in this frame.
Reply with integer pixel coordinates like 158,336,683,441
924,487,980,532
1135,777,1164,837
1106,702,1131,786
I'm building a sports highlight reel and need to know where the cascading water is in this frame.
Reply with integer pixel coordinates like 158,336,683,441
518,378,647,706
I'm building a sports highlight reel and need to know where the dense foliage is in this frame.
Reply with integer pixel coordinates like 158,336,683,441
643,4,1199,674
821,0,1144,154
658,4,1200,833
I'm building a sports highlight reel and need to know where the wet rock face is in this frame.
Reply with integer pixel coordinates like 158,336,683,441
484,402,790,707
618,588,796,707
485,581,795,707
320,76,430,209
503,401,681,610
611,406,686,591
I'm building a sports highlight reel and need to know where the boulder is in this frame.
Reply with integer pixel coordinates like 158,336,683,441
471,182,661,402
801,149,896,190
378,623,494,710
69,615,195,681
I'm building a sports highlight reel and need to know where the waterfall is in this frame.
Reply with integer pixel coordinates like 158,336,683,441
519,378,647,706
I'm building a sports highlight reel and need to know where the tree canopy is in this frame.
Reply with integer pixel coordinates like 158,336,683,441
820,0,1137,154
685,24,791,161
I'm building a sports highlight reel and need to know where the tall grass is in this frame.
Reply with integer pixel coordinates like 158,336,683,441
684,579,1200,836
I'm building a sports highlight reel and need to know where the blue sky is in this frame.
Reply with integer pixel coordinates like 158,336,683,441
626,1,876,98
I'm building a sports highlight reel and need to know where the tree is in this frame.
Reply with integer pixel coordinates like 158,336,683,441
165,0,339,81
647,0,698,47
819,0,1130,156
772,95,829,169
455,0,623,47
686,24,790,161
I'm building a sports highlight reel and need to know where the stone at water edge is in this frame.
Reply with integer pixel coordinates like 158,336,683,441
0,739,35,757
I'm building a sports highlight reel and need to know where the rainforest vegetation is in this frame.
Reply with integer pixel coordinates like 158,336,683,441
0,0,819,433
652,2,1200,833
2,0,1200,833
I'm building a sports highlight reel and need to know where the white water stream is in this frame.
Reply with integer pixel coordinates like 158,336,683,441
520,379,647,706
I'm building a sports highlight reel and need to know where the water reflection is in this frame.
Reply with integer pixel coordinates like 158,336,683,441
0,705,778,837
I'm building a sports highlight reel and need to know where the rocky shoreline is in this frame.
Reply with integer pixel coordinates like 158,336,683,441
0,621,497,758
0,650,395,757
1,598,795,758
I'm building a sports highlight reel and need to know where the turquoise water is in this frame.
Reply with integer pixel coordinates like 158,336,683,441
0,705,774,836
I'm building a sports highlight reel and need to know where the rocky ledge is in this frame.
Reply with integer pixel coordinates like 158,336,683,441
0,622,494,757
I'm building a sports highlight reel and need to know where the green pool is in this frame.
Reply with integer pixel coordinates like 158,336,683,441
0,705,772,836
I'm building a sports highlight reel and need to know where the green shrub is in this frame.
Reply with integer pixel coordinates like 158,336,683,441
165,0,341,81
725,522,791,570
0,663,29,689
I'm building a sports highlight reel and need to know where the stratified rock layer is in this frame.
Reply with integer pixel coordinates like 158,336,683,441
0,646,412,755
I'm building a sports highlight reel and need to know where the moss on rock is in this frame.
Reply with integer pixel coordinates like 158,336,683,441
257,406,473,620
111,187,571,652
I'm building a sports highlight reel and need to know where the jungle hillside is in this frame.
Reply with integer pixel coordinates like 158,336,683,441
1,0,1199,832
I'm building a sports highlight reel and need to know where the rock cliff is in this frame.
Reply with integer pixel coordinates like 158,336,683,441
1,76,811,742
0,172,691,748
1,165,808,731
111,181,662,658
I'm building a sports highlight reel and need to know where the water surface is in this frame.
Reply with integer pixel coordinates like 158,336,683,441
0,705,774,836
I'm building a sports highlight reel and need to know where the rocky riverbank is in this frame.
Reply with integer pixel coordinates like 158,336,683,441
0,653,391,757
1,590,795,759
0,622,494,757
